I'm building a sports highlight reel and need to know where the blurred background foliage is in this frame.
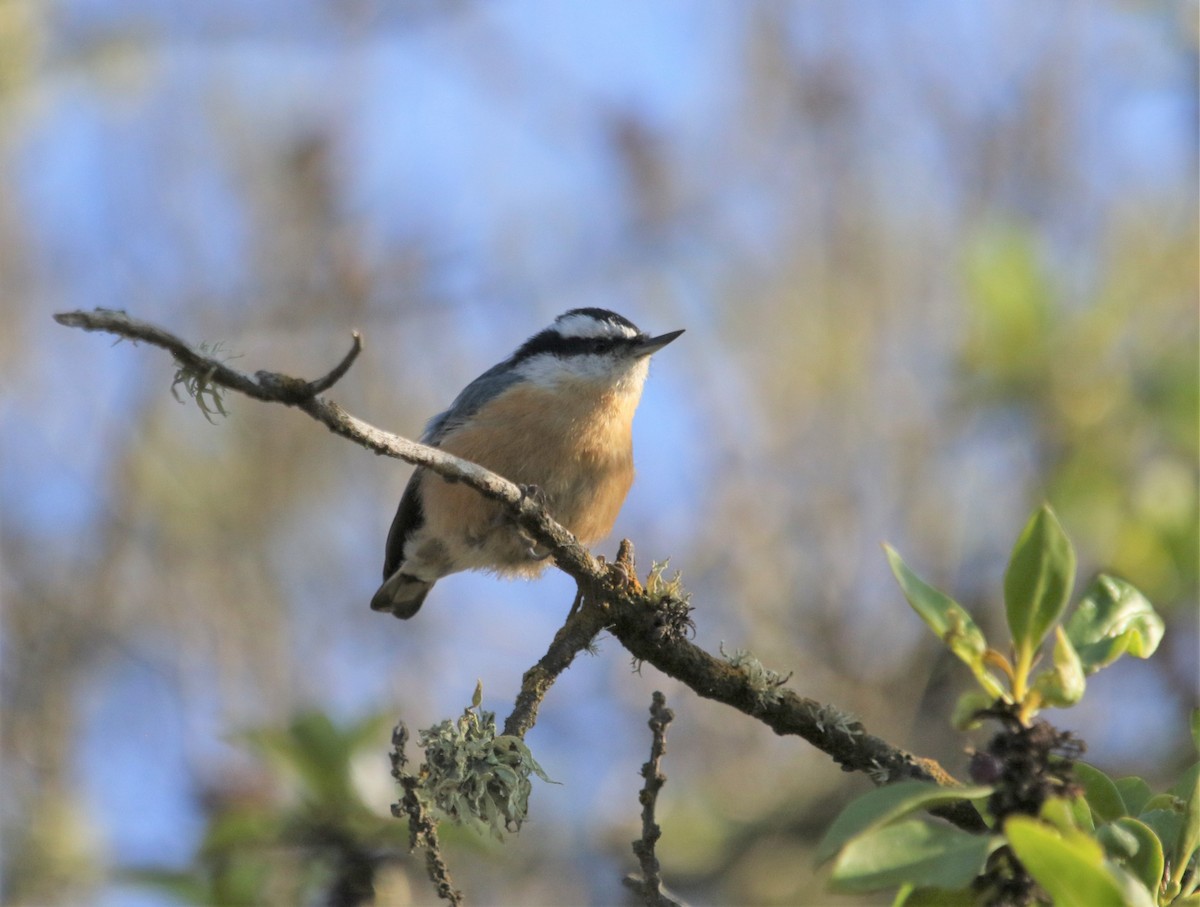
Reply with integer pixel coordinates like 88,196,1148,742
1,1,1196,905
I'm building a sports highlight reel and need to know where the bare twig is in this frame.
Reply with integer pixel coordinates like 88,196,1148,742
502,602,612,739
304,331,363,395
389,724,463,906
625,692,684,907
503,542,640,738
56,308,985,836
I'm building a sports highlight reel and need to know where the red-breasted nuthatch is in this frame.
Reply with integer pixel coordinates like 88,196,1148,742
370,308,683,619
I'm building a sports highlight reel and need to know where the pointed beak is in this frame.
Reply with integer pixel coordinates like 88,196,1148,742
635,328,684,357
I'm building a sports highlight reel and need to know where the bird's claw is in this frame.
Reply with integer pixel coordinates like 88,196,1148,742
518,483,548,507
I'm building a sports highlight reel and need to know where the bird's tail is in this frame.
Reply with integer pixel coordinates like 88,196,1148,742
370,571,434,619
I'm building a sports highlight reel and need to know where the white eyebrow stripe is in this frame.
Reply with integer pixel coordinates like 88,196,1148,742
515,348,650,387
553,313,640,340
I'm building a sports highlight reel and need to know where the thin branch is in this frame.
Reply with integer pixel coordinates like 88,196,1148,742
503,540,639,738
56,308,985,835
625,691,684,907
502,602,612,739
390,724,463,906
57,309,269,399
305,331,363,395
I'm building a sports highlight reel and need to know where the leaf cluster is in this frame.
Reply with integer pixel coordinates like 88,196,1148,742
822,505,1194,906
887,504,1163,726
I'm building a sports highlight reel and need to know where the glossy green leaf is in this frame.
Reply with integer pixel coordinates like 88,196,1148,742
1105,817,1165,897
1174,761,1200,888
1142,794,1184,814
1065,575,1163,674
1169,762,1200,802
1076,762,1127,823
1004,816,1129,907
1096,821,1139,859
1031,626,1085,707
885,545,1005,699
829,818,999,892
1041,796,1083,833
1004,505,1075,657
817,780,994,864
1068,795,1096,833
1106,862,1162,907
1113,777,1153,818
1139,810,1183,861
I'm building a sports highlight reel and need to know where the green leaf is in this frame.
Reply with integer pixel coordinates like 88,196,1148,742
1041,796,1083,833
1076,762,1127,823
1097,821,1139,859
884,545,1005,699
1139,810,1184,861
951,690,995,731
892,883,979,906
1174,760,1200,888
1105,817,1165,897
1142,795,1184,814
1068,795,1096,833
1004,505,1075,657
1031,626,1086,707
1065,575,1164,674
1004,816,1131,907
1169,762,1200,802
1114,776,1153,817
829,818,999,892
1106,863,1162,907
817,780,993,864
1192,708,1200,753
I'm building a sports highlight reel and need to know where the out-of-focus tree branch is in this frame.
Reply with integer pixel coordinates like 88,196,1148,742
53,308,986,835
624,691,685,907
389,723,462,907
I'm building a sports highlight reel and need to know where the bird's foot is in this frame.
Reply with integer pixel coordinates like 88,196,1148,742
517,483,547,507
514,484,552,559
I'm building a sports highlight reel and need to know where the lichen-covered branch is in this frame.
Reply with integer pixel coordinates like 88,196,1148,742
55,308,984,836
389,724,463,906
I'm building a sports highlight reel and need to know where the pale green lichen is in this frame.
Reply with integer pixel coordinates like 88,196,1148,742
720,643,793,708
812,702,863,739
645,560,689,606
412,686,555,839
171,340,238,422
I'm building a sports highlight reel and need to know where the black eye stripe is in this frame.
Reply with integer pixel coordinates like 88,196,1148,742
512,332,635,362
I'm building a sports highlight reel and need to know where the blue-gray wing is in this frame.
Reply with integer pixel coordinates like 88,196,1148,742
387,357,524,573
421,358,524,445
